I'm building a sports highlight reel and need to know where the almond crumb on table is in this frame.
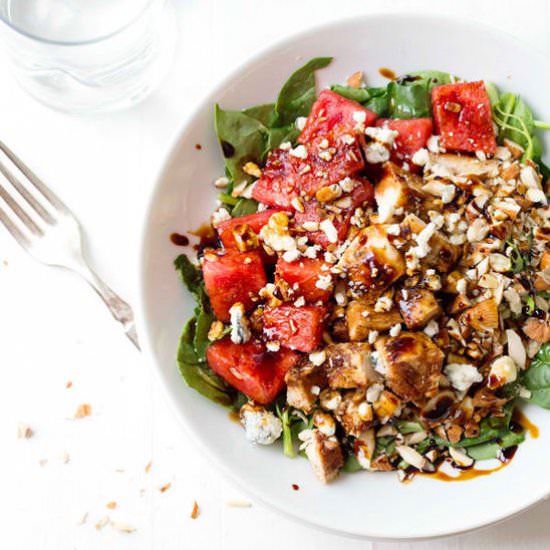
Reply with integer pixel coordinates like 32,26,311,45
74,403,92,419
190,501,200,519
17,423,33,439
159,482,171,493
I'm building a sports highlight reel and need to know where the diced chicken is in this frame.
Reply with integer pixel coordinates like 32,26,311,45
337,225,405,292
398,288,442,329
427,153,500,179
346,298,403,340
374,332,444,403
300,429,344,483
374,162,437,222
324,343,382,389
334,389,375,436
459,298,499,333
372,390,402,423
285,360,327,413
401,213,461,273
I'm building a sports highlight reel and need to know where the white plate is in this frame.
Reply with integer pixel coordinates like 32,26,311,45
138,13,550,540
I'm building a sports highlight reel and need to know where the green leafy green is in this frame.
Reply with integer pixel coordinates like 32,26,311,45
275,57,332,125
231,198,258,218
174,254,208,309
214,104,268,185
342,454,362,473
506,239,530,274
176,318,235,407
434,407,514,448
521,343,550,409
331,70,453,119
395,420,425,434
466,430,525,460
276,406,295,457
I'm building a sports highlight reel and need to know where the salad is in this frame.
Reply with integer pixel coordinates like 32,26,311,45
174,58,550,484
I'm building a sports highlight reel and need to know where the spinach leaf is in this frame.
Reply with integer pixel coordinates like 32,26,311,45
276,406,295,457
466,430,525,460
433,407,513,448
485,81,500,108
342,454,362,473
395,420,425,434
174,254,208,308
176,318,235,407
275,57,332,126
194,309,214,361
406,70,454,89
391,80,431,119
330,84,374,103
243,103,278,126
214,104,268,184
521,343,550,409
231,198,259,218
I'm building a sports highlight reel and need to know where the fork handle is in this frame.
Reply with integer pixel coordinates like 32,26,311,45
77,265,140,349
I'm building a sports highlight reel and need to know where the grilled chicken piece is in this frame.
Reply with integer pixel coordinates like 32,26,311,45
374,332,444,403
427,153,500,179
285,360,327,413
401,213,461,273
302,430,344,483
337,225,405,292
398,288,442,329
334,389,375,436
459,298,499,333
346,298,403,340
324,343,381,389
374,162,437,222
372,390,402,423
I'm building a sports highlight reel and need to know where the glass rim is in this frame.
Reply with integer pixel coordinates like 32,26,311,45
0,0,159,46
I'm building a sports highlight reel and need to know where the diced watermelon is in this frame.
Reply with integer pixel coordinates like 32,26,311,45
263,304,326,353
298,89,378,144
376,118,433,163
276,256,333,303
294,177,374,248
431,81,496,155
252,148,298,209
202,248,266,322
216,209,279,249
253,91,375,207
206,338,300,404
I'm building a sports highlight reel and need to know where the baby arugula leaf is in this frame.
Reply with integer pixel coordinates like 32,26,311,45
275,56,333,126
521,343,550,409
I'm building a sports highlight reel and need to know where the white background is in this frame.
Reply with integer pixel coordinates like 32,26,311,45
0,0,549,549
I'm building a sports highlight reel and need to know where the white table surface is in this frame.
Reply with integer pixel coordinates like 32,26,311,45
1,0,549,548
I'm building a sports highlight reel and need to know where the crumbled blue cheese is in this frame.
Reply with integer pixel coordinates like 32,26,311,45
427,135,442,153
365,141,390,164
365,126,398,145
410,222,436,259
240,405,282,445
315,274,333,291
229,303,251,344
423,320,439,337
520,165,539,188
444,363,482,392
295,117,307,131
338,176,357,193
211,207,232,226
366,382,384,403
527,188,548,204
309,350,326,366
422,181,456,204
352,110,367,131
411,147,429,166
260,212,296,252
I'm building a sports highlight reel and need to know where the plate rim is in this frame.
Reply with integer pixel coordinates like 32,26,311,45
136,11,550,541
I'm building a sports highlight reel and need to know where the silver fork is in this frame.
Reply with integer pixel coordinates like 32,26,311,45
0,140,139,349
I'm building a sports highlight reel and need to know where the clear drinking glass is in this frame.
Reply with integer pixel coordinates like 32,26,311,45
0,0,176,113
